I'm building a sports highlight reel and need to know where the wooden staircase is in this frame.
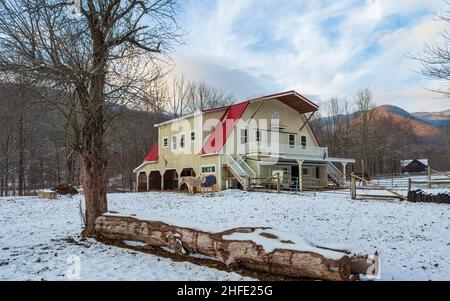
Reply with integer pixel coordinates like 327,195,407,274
223,154,253,190
327,162,344,187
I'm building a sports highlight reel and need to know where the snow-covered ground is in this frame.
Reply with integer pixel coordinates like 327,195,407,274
1,188,449,281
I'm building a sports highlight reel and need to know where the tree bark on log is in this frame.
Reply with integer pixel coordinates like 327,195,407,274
95,214,379,281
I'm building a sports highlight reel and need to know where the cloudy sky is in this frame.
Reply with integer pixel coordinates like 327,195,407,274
172,0,449,113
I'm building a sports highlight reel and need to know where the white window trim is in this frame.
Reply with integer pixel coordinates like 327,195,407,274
179,133,186,149
289,134,296,149
271,111,280,119
171,135,177,151
240,128,248,144
301,135,307,149
162,137,169,148
201,164,216,174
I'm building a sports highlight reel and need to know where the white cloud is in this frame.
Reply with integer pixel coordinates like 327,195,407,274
173,0,450,112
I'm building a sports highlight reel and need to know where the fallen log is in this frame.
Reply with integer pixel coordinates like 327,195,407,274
95,214,379,281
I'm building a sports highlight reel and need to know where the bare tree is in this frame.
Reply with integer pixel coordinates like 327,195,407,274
353,88,375,173
0,0,181,237
416,3,450,96
416,3,450,168
187,81,235,112
161,74,236,117
167,74,192,117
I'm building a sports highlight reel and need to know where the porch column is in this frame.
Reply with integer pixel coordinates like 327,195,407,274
161,171,165,191
297,160,304,192
341,162,348,183
136,173,139,192
146,173,150,191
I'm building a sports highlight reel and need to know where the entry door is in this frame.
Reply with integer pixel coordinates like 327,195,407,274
291,165,299,182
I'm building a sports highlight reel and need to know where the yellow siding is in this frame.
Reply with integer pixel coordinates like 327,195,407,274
135,97,325,191
136,113,222,191
235,99,319,151
202,109,227,141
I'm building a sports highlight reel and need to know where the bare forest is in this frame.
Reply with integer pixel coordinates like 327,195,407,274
310,88,450,175
0,0,449,238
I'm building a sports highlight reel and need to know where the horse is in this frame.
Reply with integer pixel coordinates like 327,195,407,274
178,176,203,195
200,175,217,197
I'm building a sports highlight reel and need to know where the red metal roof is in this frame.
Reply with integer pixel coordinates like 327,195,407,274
142,91,319,159
200,101,249,155
144,142,159,162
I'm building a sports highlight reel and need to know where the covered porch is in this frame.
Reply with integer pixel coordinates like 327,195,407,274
257,154,355,191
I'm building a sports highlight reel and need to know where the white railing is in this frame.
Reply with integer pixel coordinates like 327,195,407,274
327,162,343,181
223,154,247,176
236,154,256,178
247,143,328,158
223,154,250,189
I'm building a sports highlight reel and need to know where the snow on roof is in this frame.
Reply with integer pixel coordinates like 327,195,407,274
401,159,428,167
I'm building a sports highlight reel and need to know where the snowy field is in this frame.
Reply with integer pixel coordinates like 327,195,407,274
1,188,449,281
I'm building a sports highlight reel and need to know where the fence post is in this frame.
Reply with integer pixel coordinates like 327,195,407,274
428,166,431,189
276,173,280,194
351,172,356,200
408,177,412,193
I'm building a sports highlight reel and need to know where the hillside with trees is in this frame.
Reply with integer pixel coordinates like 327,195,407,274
0,78,234,197
311,89,450,175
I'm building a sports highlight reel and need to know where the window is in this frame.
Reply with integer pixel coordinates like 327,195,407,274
302,168,308,175
180,134,185,149
271,111,280,120
240,128,248,144
289,134,295,148
162,137,168,148
202,165,216,173
256,130,261,142
301,136,307,148
172,136,177,150
271,111,280,127
190,131,195,142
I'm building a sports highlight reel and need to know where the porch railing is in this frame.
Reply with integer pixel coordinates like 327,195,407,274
246,143,328,158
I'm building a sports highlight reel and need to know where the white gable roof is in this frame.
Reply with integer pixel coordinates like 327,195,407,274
401,159,428,167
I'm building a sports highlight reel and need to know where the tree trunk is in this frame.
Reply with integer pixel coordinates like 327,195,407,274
80,149,108,237
17,113,25,196
95,215,379,281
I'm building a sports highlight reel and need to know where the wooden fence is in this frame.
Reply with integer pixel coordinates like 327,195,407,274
350,173,407,200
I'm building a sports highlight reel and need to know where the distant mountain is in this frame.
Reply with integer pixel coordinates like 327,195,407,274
373,105,445,139
412,109,450,129
315,104,448,152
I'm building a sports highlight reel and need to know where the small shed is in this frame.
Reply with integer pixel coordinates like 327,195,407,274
401,159,428,173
